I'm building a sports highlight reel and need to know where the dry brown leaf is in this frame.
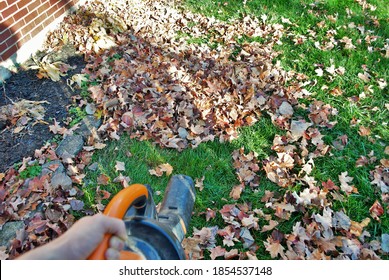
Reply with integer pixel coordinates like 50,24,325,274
290,120,312,141
230,184,244,200
149,163,173,177
97,174,110,185
358,126,371,136
209,246,226,260
339,172,356,194
358,72,371,83
264,237,285,259
369,200,384,221
195,176,205,191
224,248,239,259
261,220,279,232
115,161,126,172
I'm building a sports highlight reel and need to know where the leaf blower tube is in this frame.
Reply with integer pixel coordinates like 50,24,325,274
88,174,195,260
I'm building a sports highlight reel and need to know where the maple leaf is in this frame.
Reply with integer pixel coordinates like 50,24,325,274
350,218,370,237
358,126,371,136
49,119,62,134
209,246,226,260
264,237,285,259
241,214,259,230
182,238,203,260
193,226,218,249
115,161,126,172
314,207,333,230
369,200,384,221
113,174,131,188
332,211,351,230
339,171,356,194
225,248,239,259
355,156,369,167
315,68,324,76
358,72,371,83
230,184,244,200
261,220,279,232
70,73,89,88
289,120,312,141
97,174,110,185
195,176,205,191
205,208,216,221
278,101,294,116
240,228,255,249
322,179,339,191
149,163,173,177
70,199,84,211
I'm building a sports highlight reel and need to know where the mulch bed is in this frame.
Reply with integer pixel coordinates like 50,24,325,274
0,46,85,172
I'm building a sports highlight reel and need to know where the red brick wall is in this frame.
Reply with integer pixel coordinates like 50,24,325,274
0,0,79,62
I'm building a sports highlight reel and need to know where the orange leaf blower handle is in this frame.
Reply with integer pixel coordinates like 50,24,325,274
88,184,149,260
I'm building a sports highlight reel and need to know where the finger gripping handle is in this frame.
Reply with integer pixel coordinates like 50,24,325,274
88,184,149,260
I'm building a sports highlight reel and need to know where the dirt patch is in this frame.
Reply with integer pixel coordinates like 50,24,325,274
0,46,85,172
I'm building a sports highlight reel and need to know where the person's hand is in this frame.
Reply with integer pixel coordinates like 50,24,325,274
18,214,127,260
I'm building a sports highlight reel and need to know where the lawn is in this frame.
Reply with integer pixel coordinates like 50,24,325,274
1,0,387,260
79,0,388,259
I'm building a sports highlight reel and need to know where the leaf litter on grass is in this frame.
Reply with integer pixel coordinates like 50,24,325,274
0,0,387,259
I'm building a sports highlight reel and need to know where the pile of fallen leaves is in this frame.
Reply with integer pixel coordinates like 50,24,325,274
0,0,387,259
0,99,49,133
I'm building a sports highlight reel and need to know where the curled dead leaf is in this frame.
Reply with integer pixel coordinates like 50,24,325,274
369,200,384,221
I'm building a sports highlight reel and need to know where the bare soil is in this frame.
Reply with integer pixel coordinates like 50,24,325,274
0,46,85,172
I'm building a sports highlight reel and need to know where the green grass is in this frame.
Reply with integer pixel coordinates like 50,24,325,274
79,0,388,259
183,0,388,218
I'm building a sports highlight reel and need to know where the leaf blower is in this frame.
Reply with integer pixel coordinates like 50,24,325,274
88,174,195,260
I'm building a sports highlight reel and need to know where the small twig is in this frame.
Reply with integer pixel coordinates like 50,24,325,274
2,82,14,104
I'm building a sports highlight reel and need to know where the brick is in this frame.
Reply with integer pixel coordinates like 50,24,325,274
42,14,54,28
12,7,28,22
49,0,60,6
2,16,15,27
10,18,25,33
20,21,35,36
57,0,71,9
0,2,7,11
16,33,32,48
53,6,65,18
6,0,19,5
5,34,19,48
24,10,38,24
2,4,17,19
0,44,8,55
27,1,40,12
17,0,30,9
46,5,57,16
31,23,44,37
34,13,46,27
38,2,50,14
1,44,18,61
0,29,12,43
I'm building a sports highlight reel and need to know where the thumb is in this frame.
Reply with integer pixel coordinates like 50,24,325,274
95,214,127,240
